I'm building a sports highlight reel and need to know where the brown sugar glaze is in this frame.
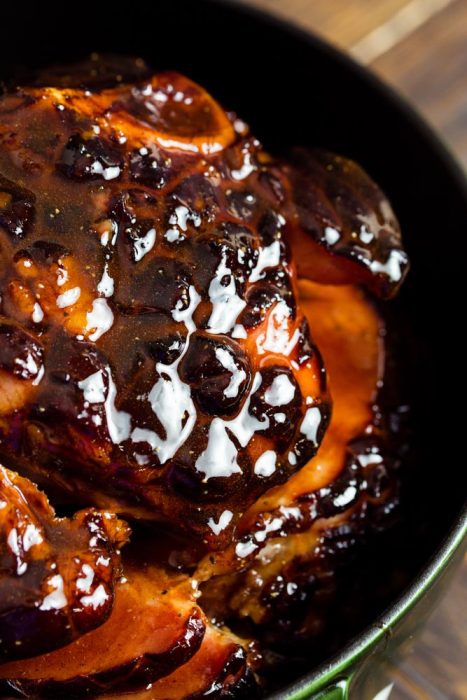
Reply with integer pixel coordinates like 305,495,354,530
0,56,409,696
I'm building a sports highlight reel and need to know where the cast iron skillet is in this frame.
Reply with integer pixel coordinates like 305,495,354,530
0,1,466,698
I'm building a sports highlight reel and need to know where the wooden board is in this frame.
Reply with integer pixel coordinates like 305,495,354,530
372,0,467,169
245,0,467,168
241,0,414,47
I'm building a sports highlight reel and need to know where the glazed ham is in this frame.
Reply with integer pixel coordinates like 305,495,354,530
0,57,409,696
0,68,333,548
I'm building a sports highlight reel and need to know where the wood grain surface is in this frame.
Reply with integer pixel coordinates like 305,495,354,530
242,1,467,698
245,0,467,170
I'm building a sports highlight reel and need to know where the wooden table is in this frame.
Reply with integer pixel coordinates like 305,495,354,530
242,1,467,697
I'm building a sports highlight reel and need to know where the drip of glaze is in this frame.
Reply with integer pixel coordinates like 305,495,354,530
358,451,383,467
225,373,269,447
333,485,358,508
22,523,44,552
76,563,94,593
56,286,81,309
104,369,131,444
131,285,201,464
206,250,246,334
323,226,340,245
256,300,300,356
7,528,27,575
231,150,255,181
195,418,241,479
39,574,67,611
78,367,131,444
195,373,269,481
14,353,40,379
249,240,281,283
165,228,182,243
97,263,114,298
32,302,44,323
104,367,131,445
232,324,247,339
90,162,121,180
235,514,285,559
300,406,322,446
235,540,258,558
254,450,277,477
80,584,110,610
164,203,201,244
169,205,201,232
369,248,407,283
264,374,296,406
78,370,106,404
86,298,114,341
359,224,373,244
56,266,68,287
253,516,283,543
215,347,246,398
207,509,234,535
133,228,156,262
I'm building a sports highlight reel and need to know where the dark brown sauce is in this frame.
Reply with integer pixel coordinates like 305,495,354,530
0,56,412,697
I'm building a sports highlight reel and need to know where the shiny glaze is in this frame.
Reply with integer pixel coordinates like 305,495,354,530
0,466,128,661
0,277,399,697
0,57,410,697
103,624,258,700
284,149,409,299
199,282,400,647
0,561,208,696
0,67,334,548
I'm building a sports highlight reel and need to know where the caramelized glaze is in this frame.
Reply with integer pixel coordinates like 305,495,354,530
0,56,409,697
0,466,128,661
0,69,335,548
